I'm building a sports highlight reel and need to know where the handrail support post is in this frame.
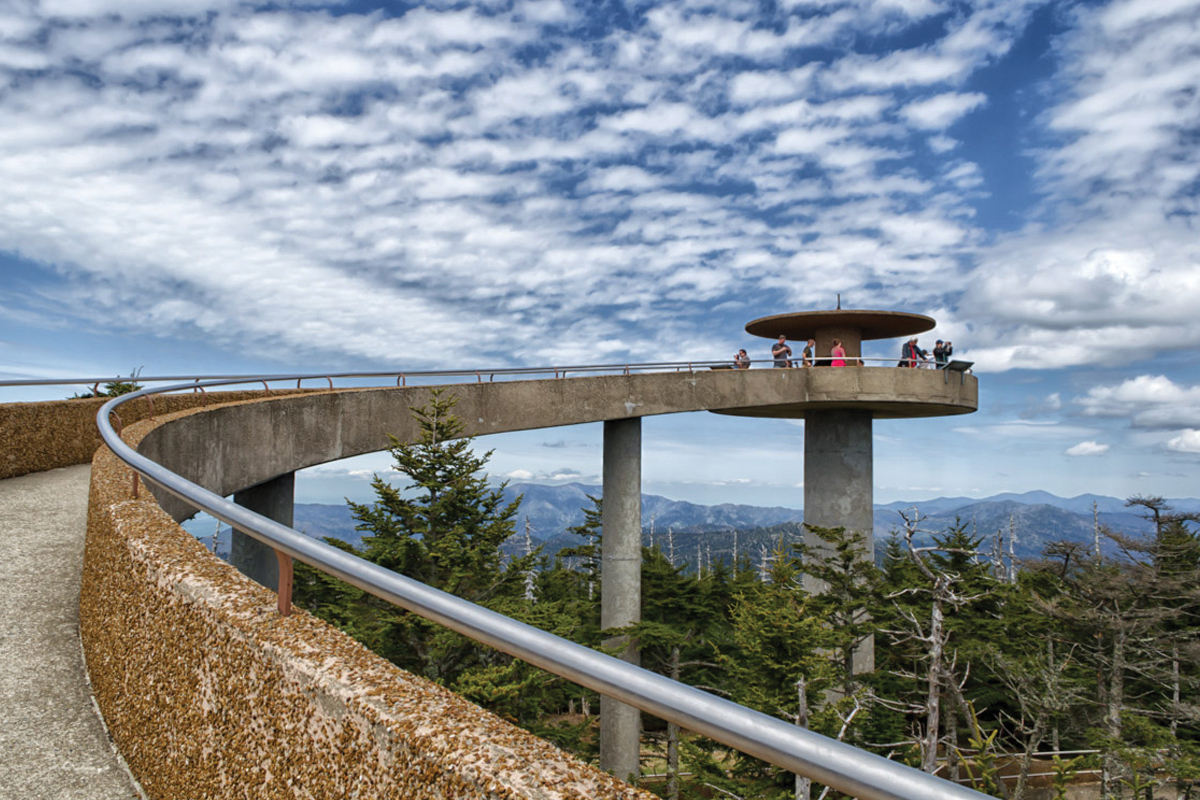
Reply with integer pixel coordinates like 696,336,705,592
275,550,293,616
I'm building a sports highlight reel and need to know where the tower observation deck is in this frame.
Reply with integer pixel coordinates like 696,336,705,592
722,309,978,672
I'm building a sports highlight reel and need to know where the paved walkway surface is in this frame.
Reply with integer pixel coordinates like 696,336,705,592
0,465,143,800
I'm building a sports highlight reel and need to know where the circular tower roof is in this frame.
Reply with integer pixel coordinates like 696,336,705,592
745,309,935,341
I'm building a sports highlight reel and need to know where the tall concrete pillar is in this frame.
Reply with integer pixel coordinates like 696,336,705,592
231,472,294,591
803,409,874,672
600,417,642,781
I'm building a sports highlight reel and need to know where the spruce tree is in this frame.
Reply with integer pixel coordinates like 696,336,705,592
719,540,835,797
297,389,534,688
1028,500,1200,800
795,523,881,694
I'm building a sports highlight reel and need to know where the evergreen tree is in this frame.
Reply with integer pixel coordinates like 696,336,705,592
873,515,1003,777
796,523,881,694
980,573,1084,800
1029,501,1200,800
718,539,835,798
298,389,534,687
557,494,603,607
69,367,143,398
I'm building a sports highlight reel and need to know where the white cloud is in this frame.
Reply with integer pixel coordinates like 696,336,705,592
823,50,971,91
1097,0,1199,31
40,0,246,16
961,229,1200,371
952,421,1101,440
1165,429,1200,454
940,0,1200,373
0,0,1195,388
0,42,50,69
774,124,852,154
515,0,573,25
582,165,664,193
1038,0,1200,214
1065,441,1109,456
927,134,958,153
728,68,816,105
901,92,987,129
1077,375,1200,430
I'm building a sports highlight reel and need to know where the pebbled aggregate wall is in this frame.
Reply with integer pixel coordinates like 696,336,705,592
80,401,653,800
0,391,301,480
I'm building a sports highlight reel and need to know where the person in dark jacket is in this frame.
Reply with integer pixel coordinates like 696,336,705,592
899,338,927,367
933,340,952,369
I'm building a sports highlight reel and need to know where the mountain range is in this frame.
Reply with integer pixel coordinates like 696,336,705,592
204,483,1191,565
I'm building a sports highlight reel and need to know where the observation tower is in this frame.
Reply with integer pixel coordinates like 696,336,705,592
66,308,977,786
719,309,978,668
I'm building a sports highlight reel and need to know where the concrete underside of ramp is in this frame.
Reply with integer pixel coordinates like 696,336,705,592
138,368,976,520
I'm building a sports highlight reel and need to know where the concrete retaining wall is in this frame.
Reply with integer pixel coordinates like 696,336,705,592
81,401,654,799
0,391,301,479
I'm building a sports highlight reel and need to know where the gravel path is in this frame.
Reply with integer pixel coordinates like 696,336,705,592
0,465,143,800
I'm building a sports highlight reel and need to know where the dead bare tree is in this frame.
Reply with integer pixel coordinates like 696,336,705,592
986,642,1083,800
879,510,996,776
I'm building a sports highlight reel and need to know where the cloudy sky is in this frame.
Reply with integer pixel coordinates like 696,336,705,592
2,0,1198,507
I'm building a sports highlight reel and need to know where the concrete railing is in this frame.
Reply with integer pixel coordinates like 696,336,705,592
1,357,973,479
83,400,653,799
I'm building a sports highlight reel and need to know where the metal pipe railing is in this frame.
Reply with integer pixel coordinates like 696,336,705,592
0,355,969,395
92,375,988,800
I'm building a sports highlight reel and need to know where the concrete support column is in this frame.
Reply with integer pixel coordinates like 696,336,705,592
600,417,642,781
803,409,874,672
231,472,294,592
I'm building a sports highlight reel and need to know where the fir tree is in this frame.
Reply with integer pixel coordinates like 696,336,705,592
299,389,534,687
719,539,835,797
1029,501,1200,800
796,523,881,694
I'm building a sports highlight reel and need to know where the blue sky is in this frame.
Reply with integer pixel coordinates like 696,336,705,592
2,0,1199,508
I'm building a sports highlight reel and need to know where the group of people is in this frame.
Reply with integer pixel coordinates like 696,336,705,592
732,336,953,369
899,337,953,369
774,335,846,367
734,335,849,368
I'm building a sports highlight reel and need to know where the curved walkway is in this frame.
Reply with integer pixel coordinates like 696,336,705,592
0,466,142,800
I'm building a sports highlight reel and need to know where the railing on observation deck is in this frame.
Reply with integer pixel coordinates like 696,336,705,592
1,355,971,397
3,364,986,800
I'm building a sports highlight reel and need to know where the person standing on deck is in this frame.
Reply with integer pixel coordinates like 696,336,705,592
772,335,792,368
830,339,846,367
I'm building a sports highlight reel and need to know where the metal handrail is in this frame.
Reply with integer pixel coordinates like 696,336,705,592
94,375,988,800
1,355,968,393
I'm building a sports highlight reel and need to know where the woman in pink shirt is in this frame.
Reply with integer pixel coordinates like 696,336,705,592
830,338,846,367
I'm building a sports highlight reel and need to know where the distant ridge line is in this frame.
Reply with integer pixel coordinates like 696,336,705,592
207,483,1192,564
